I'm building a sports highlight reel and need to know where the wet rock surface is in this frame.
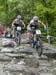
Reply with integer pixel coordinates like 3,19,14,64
0,33,56,75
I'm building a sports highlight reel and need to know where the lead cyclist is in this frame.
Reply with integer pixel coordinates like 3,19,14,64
27,16,46,45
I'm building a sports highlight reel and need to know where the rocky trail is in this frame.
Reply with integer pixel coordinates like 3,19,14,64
0,33,56,75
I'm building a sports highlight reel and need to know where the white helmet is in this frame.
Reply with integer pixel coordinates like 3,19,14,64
33,16,39,21
17,15,22,19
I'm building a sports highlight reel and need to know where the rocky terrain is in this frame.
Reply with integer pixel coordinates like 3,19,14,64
0,33,56,75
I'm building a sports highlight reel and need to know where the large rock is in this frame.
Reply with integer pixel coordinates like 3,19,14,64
0,53,12,61
2,38,17,47
5,53,26,58
21,33,29,44
1,48,15,53
43,43,56,50
39,73,54,75
4,64,39,74
16,47,34,54
4,71,14,75
40,43,56,57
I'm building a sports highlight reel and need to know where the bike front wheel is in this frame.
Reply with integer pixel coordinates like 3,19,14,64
36,41,43,56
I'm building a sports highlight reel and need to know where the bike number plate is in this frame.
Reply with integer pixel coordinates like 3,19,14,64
36,30,41,35
17,26,21,31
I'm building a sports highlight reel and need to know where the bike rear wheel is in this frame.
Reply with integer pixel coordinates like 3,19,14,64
17,32,21,45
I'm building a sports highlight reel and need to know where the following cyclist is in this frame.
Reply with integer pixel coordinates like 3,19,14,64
12,15,25,38
27,16,46,46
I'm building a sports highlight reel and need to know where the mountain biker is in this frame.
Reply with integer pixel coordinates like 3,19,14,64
12,15,25,30
12,15,25,37
27,16,46,44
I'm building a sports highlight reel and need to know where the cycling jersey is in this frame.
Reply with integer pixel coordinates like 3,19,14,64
30,19,41,29
13,19,22,27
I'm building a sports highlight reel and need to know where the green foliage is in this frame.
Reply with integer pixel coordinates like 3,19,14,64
0,0,56,38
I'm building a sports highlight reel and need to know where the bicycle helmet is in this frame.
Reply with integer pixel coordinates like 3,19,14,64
17,15,22,19
33,16,39,21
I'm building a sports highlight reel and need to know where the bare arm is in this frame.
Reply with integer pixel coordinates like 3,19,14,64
27,23,31,30
38,20,46,29
41,22,46,27
21,21,25,28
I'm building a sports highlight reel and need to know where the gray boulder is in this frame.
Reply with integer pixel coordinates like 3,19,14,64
2,38,17,47
1,48,15,53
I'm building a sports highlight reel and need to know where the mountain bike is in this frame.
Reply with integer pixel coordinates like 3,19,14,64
14,26,22,45
30,27,43,56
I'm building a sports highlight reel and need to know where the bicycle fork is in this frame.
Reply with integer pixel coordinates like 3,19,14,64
32,34,37,48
